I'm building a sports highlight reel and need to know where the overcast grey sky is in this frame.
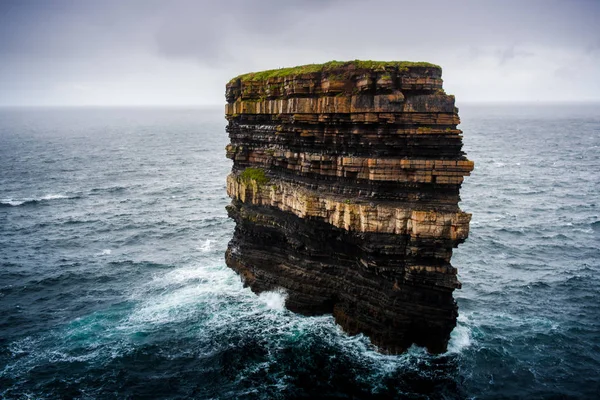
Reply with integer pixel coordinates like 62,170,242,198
0,0,599,106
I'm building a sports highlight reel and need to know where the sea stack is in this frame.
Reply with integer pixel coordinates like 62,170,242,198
224,60,473,353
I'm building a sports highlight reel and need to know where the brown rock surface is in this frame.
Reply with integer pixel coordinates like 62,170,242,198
224,60,473,353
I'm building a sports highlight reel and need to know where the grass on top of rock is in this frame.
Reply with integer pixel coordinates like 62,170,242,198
229,60,441,83
239,168,270,185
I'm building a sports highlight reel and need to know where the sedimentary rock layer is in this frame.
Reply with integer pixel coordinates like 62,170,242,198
224,61,473,353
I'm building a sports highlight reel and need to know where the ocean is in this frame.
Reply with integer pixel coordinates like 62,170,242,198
0,104,598,399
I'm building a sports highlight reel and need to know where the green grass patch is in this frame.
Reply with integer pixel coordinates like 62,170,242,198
229,60,441,84
240,168,270,185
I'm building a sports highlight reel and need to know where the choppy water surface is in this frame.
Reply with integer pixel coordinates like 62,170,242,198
0,105,599,399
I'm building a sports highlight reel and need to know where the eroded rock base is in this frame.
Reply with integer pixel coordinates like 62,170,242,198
226,200,458,353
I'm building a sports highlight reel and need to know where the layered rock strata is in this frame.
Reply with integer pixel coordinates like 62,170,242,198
224,61,473,353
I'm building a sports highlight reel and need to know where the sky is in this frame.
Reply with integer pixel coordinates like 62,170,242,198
0,0,599,106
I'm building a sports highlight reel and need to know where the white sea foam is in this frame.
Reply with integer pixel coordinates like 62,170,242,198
258,289,288,311
1,193,70,206
126,285,206,326
447,320,472,354
151,265,218,286
124,264,247,328
40,193,69,200
572,227,593,234
199,239,212,252
0,198,25,206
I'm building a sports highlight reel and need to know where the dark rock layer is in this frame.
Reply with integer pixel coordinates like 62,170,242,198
224,61,473,353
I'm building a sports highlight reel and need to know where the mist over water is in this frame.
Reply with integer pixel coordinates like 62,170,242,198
0,105,599,399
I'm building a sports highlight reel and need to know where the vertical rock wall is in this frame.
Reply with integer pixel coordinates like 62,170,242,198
224,61,473,353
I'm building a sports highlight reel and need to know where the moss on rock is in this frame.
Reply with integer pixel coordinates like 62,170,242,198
240,167,269,186
229,60,441,84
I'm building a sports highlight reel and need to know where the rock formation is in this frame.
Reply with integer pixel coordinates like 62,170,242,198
224,60,473,353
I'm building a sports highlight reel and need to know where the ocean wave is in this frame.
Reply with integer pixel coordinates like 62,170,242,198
257,289,288,311
1,107,598,398
0,194,77,207
90,186,128,194
199,239,212,252
446,316,473,354
1,260,483,399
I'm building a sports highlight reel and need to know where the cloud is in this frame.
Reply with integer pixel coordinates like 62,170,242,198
2,0,597,63
496,46,535,66
0,0,599,105
585,39,600,54
151,0,341,65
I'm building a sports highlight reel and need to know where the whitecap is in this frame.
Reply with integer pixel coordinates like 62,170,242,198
199,239,212,252
0,193,73,207
258,289,288,311
125,285,206,326
446,320,472,354
572,227,593,234
149,265,219,287
0,198,25,206
40,193,69,200
123,264,247,328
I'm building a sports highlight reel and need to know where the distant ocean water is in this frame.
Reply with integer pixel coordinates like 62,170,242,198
0,104,598,399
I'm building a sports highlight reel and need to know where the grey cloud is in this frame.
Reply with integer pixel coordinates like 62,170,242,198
2,0,597,64
496,46,535,65
0,0,342,65
585,39,600,54
460,45,534,66
0,0,599,105
152,0,340,64
0,0,158,58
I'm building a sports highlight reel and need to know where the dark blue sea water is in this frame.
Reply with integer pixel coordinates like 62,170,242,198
0,104,599,399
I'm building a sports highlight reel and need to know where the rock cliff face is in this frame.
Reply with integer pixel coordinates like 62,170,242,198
224,61,473,353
